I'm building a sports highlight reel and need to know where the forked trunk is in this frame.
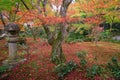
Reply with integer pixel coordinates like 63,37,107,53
50,40,66,64
41,0,73,64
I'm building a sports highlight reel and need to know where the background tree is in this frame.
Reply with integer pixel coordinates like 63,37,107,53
103,0,120,33
77,0,120,44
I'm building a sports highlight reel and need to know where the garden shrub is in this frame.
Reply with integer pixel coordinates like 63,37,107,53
65,32,85,43
108,39,120,44
100,30,112,41
0,65,9,74
54,60,77,77
76,51,105,79
76,51,87,59
107,57,120,80
65,30,91,43
76,51,87,70
18,32,26,45
22,26,46,39
86,64,103,80
100,29,120,44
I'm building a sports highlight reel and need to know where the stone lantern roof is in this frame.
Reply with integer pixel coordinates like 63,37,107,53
4,22,20,32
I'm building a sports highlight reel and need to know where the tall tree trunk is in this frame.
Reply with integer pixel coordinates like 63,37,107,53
43,24,66,64
51,40,66,64
109,22,113,33
109,16,115,33
50,0,72,64
35,0,72,64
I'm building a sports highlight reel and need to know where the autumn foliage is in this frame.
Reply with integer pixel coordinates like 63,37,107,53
0,0,120,79
16,11,80,27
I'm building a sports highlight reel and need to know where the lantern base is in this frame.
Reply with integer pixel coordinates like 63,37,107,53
2,58,27,68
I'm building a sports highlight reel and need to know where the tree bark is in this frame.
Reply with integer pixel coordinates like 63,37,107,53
109,16,115,33
51,39,66,64
20,0,30,10
43,24,66,64
110,22,113,33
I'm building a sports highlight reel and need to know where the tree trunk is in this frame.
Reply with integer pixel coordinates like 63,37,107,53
50,40,66,65
109,16,115,33
110,22,113,33
41,0,72,64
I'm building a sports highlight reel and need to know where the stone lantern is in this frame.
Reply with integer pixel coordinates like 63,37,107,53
3,22,21,66
5,22,20,60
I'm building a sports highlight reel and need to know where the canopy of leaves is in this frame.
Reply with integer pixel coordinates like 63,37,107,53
0,0,21,11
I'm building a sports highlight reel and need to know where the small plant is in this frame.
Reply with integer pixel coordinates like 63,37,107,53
100,30,112,41
86,64,103,80
76,51,87,70
76,51,105,79
65,31,88,43
76,51,87,59
107,57,120,80
19,31,26,42
0,65,9,74
54,60,77,77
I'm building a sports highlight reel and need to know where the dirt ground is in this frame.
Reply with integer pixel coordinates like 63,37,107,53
0,38,120,80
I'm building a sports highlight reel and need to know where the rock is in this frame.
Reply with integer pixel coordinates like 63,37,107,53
112,36,120,40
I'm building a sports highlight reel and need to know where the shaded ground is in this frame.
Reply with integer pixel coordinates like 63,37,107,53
0,38,120,80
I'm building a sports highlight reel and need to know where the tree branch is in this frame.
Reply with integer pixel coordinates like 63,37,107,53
60,0,72,17
36,0,42,13
43,24,54,45
20,0,30,10
0,12,6,27
59,0,73,41
13,2,20,21
42,0,47,16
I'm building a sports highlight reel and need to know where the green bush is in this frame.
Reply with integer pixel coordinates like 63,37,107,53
76,51,87,69
86,64,103,80
108,39,120,44
54,61,77,77
76,51,87,59
65,31,91,43
100,30,112,41
0,65,9,74
107,57,120,79
100,30,120,43
76,51,104,79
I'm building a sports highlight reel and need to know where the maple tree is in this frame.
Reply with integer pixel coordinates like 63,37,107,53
11,0,79,64
103,0,120,32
